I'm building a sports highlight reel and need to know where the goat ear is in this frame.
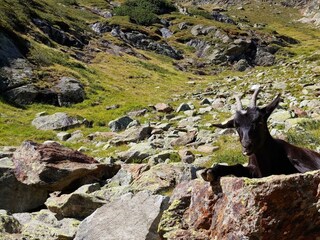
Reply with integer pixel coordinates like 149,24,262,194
212,119,235,129
261,94,281,119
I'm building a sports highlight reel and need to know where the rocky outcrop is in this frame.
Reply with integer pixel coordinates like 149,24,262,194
32,18,88,48
54,77,85,106
75,191,169,240
13,141,120,191
111,28,183,60
159,170,320,239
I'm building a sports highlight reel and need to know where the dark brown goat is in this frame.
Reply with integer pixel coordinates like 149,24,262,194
202,88,320,182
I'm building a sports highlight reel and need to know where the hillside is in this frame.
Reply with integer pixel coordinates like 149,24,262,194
1,0,320,239
0,0,319,148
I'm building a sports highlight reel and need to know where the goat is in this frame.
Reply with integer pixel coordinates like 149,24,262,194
202,88,320,182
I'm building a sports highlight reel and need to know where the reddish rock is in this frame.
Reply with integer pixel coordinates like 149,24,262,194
159,171,320,240
13,141,120,191
154,103,174,113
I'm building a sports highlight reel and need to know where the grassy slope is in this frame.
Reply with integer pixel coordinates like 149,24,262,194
0,0,320,163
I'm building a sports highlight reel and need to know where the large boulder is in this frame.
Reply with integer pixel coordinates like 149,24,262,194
159,170,320,239
75,191,169,240
0,158,48,213
12,141,120,191
54,77,85,106
31,112,84,130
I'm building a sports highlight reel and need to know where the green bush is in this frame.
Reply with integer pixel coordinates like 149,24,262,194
114,0,176,26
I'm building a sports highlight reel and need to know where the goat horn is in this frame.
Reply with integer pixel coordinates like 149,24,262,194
250,87,260,108
235,95,243,111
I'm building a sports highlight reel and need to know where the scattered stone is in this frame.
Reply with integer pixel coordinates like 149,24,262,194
176,103,192,112
110,125,153,145
45,191,106,219
66,130,84,142
178,149,195,164
285,118,310,130
270,110,292,124
117,142,155,163
154,103,174,113
106,104,120,110
127,109,147,117
148,150,179,166
197,145,219,154
75,191,169,240
32,112,83,131
171,131,197,146
56,132,71,141
200,98,212,105
13,210,80,239
108,116,134,132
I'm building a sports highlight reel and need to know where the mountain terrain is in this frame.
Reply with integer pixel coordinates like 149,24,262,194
1,0,320,239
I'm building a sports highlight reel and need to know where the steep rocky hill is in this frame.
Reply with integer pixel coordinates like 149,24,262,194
1,0,320,239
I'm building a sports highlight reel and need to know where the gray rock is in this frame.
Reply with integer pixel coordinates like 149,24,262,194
200,98,212,105
56,132,71,141
254,48,275,66
178,149,195,164
3,84,38,106
117,142,155,163
110,125,153,145
32,112,83,130
269,110,292,124
191,25,203,36
55,77,85,106
90,22,112,34
45,192,106,219
233,59,250,71
159,28,173,38
112,28,183,60
0,158,48,213
176,103,192,112
127,108,147,117
13,210,80,239
108,116,134,132
148,150,179,166
75,191,169,240
127,119,141,128
131,163,195,194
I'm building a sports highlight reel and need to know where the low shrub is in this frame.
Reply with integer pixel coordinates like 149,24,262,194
114,0,176,26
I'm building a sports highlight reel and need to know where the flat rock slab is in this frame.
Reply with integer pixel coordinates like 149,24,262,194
13,141,120,191
32,112,83,130
75,191,169,240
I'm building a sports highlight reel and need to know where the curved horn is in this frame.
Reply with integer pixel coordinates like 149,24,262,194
250,87,260,108
235,95,243,111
